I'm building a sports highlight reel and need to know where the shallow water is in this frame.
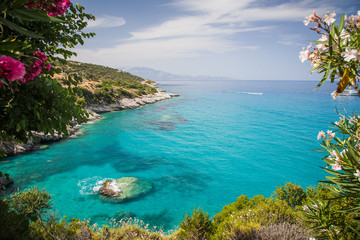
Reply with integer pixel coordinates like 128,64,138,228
2,80,360,230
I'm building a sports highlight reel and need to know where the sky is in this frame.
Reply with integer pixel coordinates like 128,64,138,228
71,0,360,80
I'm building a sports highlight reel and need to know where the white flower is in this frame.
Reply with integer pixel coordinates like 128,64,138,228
316,43,327,53
340,29,351,40
304,11,319,26
331,162,342,171
354,169,360,181
327,130,335,139
312,204,319,209
341,48,360,62
317,130,325,140
299,47,310,62
323,11,336,25
303,205,310,211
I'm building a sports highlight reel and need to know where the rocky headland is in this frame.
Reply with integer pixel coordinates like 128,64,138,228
87,91,178,113
0,89,178,156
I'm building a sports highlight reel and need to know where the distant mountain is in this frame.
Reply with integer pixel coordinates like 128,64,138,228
121,67,233,81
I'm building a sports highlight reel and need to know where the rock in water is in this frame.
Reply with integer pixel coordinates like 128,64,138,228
0,175,14,190
99,177,152,203
99,180,118,197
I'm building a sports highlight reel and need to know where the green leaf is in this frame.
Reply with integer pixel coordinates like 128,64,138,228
314,62,331,90
9,9,63,22
338,14,345,36
0,17,43,38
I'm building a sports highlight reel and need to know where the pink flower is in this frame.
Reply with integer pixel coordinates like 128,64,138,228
17,78,27,85
27,0,71,17
48,0,71,16
317,130,325,140
341,48,360,62
33,51,47,63
299,47,310,62
327,130,335,139
23,51,50,82
354,169,360,181
302,205,310,211
331,162,342,171
322,11,336,25
0,55,26,82
45,64,51,72
304,11,319,26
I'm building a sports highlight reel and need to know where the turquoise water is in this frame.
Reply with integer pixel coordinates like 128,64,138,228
1,80,360,230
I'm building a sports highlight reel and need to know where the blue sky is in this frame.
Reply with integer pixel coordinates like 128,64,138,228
71,0,360,80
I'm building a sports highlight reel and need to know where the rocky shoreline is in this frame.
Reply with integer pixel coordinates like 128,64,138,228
87,91,178,113
1,90,178,156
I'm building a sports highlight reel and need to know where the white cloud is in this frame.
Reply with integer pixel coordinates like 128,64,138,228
75,0,331,70
87,16,126,28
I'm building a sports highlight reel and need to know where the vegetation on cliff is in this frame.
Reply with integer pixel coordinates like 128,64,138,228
55,61,158,105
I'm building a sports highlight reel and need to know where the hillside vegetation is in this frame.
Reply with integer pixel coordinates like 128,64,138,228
55,61,158,105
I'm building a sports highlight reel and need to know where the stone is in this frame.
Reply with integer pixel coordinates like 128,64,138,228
99,177,153,203
0,175,14,189
99,180,118,197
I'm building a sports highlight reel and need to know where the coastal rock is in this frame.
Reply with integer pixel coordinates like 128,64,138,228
0,109,101,156
99,177,153,203
87,91,179,113
99,180,118,197
0,175,14,190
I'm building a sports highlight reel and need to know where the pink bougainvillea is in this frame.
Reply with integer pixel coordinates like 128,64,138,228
26,0,72,17
23,51,51,82
0,51,51,88
0,55,26,82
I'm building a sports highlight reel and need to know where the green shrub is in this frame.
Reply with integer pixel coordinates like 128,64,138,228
177,208,213,240
273,182,306,209
0,199,30,240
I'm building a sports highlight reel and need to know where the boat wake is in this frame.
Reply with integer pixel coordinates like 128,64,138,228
225,90,263,95
241,91,263,95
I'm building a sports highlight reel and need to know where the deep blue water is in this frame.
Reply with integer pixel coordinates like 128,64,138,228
1,80,360,230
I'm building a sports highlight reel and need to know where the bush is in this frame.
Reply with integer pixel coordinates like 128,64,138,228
273,182,306,209
177,208,213,240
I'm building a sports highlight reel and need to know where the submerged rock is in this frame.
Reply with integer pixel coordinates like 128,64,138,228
114,210,136,221
99,177,153,203
0,174,14,190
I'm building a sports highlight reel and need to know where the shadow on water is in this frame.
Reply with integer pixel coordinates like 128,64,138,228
145,112,189,131
153,171,211,196
140,209,175,231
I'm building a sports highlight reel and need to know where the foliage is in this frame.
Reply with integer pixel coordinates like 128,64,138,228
0,0,95,154
212,194,302,240
301,115,360,239
30,216,92,240
56,60,158,104
0,199,30,240
300,10,360,239
0,187,53,239
272,182,307,209
300,11,360,96
176,208,213,240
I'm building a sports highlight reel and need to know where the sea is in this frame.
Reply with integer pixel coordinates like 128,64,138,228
1,80,360,231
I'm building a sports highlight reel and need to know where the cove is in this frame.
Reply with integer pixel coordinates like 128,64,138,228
2,80,360,231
